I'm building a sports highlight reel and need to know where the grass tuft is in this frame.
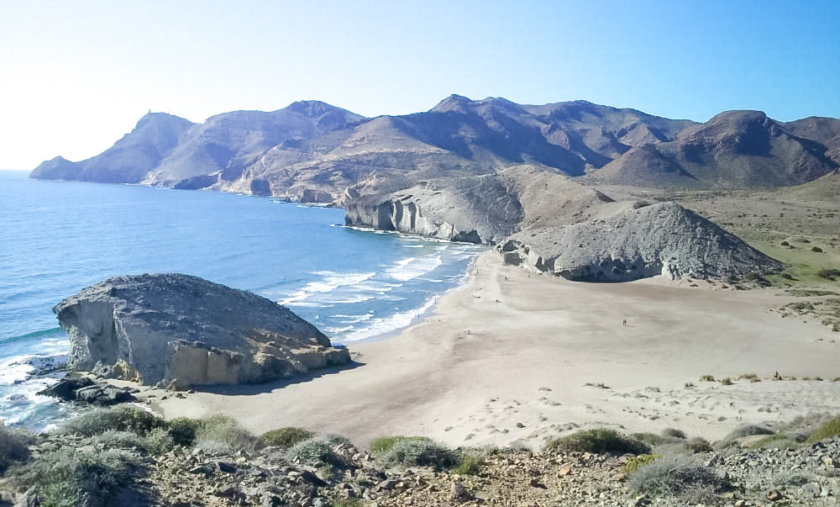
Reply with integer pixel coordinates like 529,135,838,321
545,429,650,455
258,427,314,449
806,416,840,443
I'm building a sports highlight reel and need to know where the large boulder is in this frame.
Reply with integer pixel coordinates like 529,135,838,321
54,274,351,389
498,201,783,281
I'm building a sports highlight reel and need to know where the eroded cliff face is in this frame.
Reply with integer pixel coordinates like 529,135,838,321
54,273,350,389
344,175,523,244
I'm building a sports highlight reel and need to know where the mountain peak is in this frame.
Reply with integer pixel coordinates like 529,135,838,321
285,100,342,117
430,94,473,113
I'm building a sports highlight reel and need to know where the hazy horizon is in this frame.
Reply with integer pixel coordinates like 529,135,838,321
2,0,839,170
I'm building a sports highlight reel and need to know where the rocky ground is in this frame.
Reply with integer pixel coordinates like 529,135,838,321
2,412,839,507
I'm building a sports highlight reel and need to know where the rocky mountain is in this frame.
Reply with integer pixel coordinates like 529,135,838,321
54,273,350,389
31,112,195,183
592,111,838,188
31,97,839,199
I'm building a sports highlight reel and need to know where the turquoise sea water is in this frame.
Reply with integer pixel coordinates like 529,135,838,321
0,170,482,430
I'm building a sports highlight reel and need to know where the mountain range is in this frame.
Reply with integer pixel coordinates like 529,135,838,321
31,96,840,202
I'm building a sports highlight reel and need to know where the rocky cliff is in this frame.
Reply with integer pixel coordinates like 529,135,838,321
498,201,783,281
54,274,350,389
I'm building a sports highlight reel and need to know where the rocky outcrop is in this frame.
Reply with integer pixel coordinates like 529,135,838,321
54,274,350,389
344,174,523,244
499,201,783,281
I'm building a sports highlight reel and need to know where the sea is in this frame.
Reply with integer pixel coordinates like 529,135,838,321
0,170,483,431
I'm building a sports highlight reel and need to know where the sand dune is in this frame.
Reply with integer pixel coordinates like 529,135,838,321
149,251,840,448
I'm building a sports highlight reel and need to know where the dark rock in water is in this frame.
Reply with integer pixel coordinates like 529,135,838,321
37,375,134,405
54,273,351,389
74,384,136,406
37,375,94,401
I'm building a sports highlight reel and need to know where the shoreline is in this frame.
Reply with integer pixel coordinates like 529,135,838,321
145,251,840,449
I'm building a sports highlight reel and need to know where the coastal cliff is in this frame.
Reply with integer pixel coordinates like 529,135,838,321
54,273,350,389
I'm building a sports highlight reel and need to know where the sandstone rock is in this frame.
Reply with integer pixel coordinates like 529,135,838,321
54,273,351,388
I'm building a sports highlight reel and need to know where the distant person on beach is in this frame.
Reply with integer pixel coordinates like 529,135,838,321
622,319,627,326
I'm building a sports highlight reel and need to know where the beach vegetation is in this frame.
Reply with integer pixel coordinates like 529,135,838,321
662,428,686,439
13,446,144,507
628,454,729,500
375,436,459,469
194,415,255,454
806,416,840,443
285,437,340,465
167,417,200,447
454,449,486,475
545,428,650,455
817,268,840,280
721,425,774,445
699,375,715,382
622,453,660,474
258,427,314,449
62,406,164,437
0,422,32,473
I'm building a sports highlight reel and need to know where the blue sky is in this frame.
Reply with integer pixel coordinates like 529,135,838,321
1,0,838,169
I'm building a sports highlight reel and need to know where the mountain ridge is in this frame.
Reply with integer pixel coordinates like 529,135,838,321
31,97,838,198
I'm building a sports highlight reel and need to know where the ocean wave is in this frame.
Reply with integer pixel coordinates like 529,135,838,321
341,296,437,343
278,271,375,306
385,256,442,282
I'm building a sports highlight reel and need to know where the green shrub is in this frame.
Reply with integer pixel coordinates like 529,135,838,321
194,415,254,454
370,435,415,454
93,430,148,452
749,434,796,449
687,438,713,453
622,454,660,474
259,427,314,449
699,375,715,382
817,268,840,280
145,427,175,455
0,422,32,473
285,437,339,465
167,417,200,447
63,406,164,437
453,451,484,475
628,454,729,498
545,429,650,455
722,424,774,442
14,447,143,507
378,437,458,469
806,416,840,443
662,428,686,440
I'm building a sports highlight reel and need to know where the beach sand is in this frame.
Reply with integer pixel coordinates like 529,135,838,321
148,251,840,449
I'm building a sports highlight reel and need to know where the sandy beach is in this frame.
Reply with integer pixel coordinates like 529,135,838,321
149,251,840,449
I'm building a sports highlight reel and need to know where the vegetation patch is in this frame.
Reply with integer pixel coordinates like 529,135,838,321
167,417,200,447
622,454,660,474
545,429,649,455
12,447,145,507
62,406,165,437
628,454,729,499
376,436,459,469
806,416,840,443
259,427,314,449
0,422,32,473
194,415,255,454
285,437,340,466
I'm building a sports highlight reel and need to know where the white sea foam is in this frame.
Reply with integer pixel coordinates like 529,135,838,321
341,296,437,343
385,255,442,282
279,271,375,306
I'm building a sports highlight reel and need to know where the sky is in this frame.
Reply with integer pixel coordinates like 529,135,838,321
1,0,839,170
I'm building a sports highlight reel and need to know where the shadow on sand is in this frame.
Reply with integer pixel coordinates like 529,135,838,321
189,360,366,397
